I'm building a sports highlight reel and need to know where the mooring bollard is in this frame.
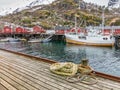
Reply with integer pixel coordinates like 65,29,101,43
81,59,89,66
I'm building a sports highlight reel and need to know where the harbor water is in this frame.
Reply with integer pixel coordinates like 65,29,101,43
0,41,120,77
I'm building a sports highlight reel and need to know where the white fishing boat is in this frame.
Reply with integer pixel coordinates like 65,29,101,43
65,10,115,47
0,37,20,42
40,34,53,43
28,38,42,43
65,29,114,47
28,35,53,43
40,38,51,43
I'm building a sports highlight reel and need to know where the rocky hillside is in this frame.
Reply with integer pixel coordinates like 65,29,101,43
0,0,120,29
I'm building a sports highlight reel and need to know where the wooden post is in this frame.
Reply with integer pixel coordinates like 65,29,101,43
81,59,88,66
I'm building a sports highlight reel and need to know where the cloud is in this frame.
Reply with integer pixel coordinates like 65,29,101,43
84,0,108,6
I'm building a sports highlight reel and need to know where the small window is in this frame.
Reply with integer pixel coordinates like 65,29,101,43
103,38,108,40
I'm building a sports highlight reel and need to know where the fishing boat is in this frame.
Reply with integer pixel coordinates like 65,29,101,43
40,34,53,43
65,28,114,47
28,35,53,43
0,37,20,42
65,10,115,47
28,38,42,43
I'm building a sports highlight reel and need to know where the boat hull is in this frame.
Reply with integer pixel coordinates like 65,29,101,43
28,40,41,43
66,38,114,47
65,34,114,47
0,38,20,42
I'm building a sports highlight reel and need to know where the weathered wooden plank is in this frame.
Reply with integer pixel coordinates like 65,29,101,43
43,68,117,90
6,61,120,90
0,64,50,90
0,57,77,87
0,57,100,90
4,57,110,89
0,68,48,90
0,59,82,90
0,57,117,90
0,65,63,90
0,51,50,67
0,54,114,88
0,50,120,90
96,80,120,90
0,73,27,90
97,77,120,86
4,57,117,90
0,54,90,90
0,84,7,90
0,79,16,90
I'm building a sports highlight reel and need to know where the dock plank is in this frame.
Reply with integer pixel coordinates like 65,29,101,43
1,56,117,90
0,58,84,90
0,52,96,90
0,64,64,90
0,66,50,90
0,57,113,89
0,73,27,90
0,69,39,90
0,78,16,90
0,50,120,90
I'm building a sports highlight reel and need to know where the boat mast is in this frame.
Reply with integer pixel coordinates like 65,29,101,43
75,15,77,34
102,8,105,32
102,9,105,30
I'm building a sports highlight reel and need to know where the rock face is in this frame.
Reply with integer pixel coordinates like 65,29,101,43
0,0,120,29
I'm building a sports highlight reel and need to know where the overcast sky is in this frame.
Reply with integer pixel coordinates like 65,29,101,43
0,0,35,9
84,0,109,6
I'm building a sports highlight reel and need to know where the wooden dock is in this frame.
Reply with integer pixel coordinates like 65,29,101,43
0,50,120,90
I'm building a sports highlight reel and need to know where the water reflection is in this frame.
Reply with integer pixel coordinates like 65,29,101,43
0,42,120,77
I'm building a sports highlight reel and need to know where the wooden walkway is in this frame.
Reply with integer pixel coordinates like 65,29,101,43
0,50,120,90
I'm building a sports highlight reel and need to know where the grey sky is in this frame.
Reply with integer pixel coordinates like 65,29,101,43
84,0,109,6
0,0,31,8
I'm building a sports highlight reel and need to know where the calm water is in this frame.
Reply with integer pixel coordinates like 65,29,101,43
0,41,120,77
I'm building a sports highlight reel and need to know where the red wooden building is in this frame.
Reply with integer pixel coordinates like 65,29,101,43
33,26,46,33
3,26,12,33
15,27,30,34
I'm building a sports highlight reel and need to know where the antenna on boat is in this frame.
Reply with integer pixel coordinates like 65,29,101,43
75,15,77,33
75,14,78,34
101,8,105,32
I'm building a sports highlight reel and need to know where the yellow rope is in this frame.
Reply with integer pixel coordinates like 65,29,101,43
50,62,98,85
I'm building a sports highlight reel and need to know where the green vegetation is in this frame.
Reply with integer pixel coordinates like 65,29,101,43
111,19,120,26
21,18,31,24
0,0,119,29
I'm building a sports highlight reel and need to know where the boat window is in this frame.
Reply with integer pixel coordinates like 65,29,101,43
78,36,86,40
103,38,108,40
